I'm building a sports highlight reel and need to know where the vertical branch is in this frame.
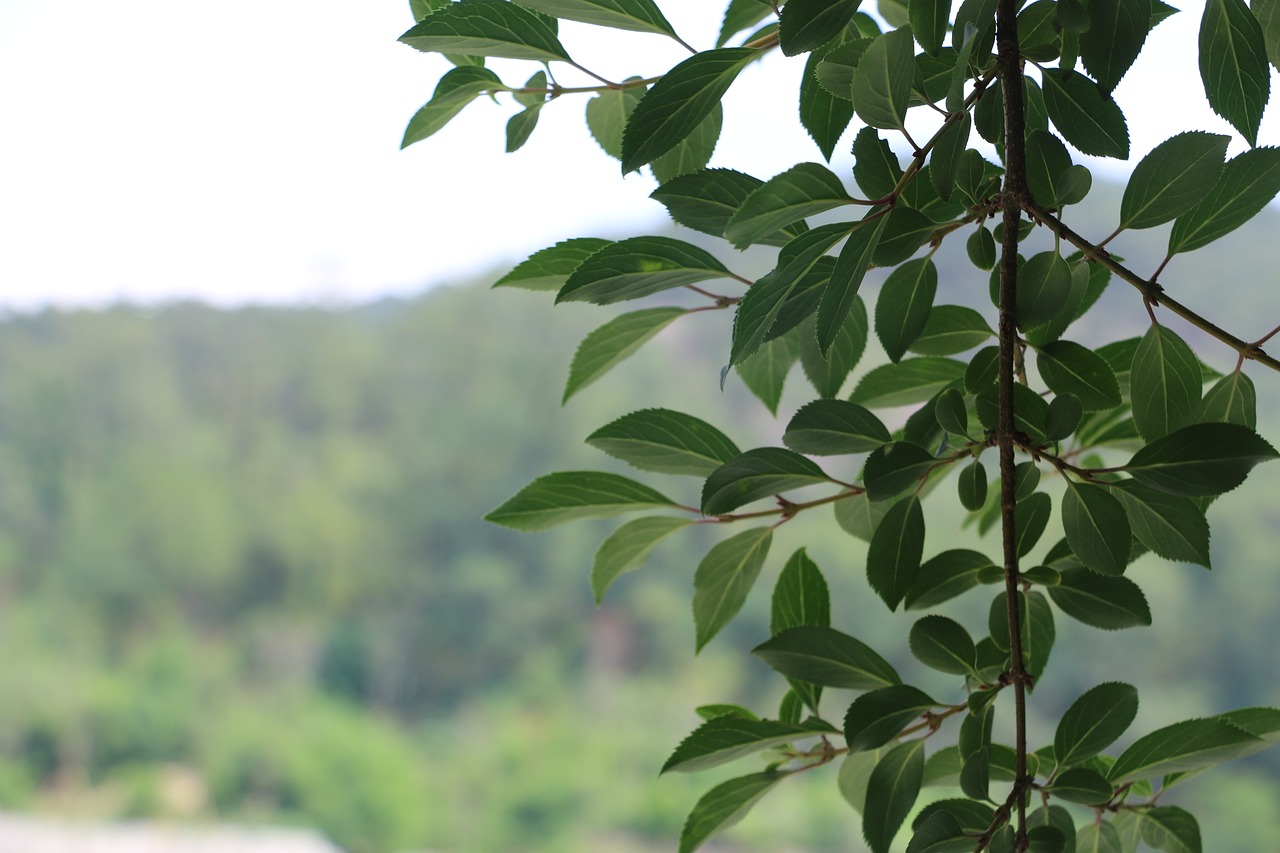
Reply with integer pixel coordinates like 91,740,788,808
995,0,1031,848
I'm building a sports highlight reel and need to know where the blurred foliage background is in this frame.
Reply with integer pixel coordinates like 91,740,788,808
0,184,1278,852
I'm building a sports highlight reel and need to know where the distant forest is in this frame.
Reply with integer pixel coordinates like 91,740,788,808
0,185,1279,851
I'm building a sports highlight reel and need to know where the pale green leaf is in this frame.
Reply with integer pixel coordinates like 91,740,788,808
486,471,676,531
564,307,685,401
693,527,773,650
591,516,693,602
399,0,571,61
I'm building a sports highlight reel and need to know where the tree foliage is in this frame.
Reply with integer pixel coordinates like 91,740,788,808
402,0,1280,849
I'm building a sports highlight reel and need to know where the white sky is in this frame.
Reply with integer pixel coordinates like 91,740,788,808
0,0,1274,308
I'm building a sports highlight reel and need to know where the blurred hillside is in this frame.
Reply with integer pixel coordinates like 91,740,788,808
0,183,1278,851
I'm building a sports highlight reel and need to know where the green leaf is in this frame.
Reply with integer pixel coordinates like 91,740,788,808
651,104,723,183
1199,370,1257,428
930,114,971,201
564,307,685,401
663,716,838,774
850,357,966,407
702,448,831,515
1054,682,1140,767
512,0,680,37
1017,252,1073,330
693,527,773,650
912,798,995,834
486,471,677,531
1049,568,1151,629
910,305,994,355
1257,0,1280,69
504,101,544,152
909,615,978,676
726,163,854,248
410,0,446,21
1047,766,1114,804
1079,0,1150,94
1118,132,1230,230
736,325,803,414
1016,492,1053,558
494,237,612,291
1044,394,1084,441
678,771,788,853
621,48,756,172
1036,341,1122,411
818,215,889,354
772,548,832,633
1075,820,1122,853
835,491,893,541
1109,717,1262,783
731,223,853,365
864,442,936,502
818,37,874,100
910,0,951,54
754,626,900,689
1110,481,1211,567
1130,325,1202,441
780,0,863,56
1199,0,1270,146
1026,130,1075,209
1138,807,1202,853
802,48,857,160
1124,422,1279,496
1062,482,1131,576
801,299,869,397
867,495,925,610
587,408,741,476
852,27,916,130
935,388,969,438
905,811,972,853
718,0,773,47
557,236,733,304
591,516,694,602
853,127,904,199
957,459,989,512
1168,147,1280,255
845,685,936,752
784,400,892,454
401,65,502,148
872,206,937,266
399,0,571,61
863,740,927,853
839,749,881,813
651,168,808,245
1041,69,1130,158
876,259,938,363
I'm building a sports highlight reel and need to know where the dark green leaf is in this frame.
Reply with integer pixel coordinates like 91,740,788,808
651,168,808,245
727,162,854,248
1015,491,1052,558
867,495,925,610
852,27,916,129
1138,806,1202,853
754,626,900,689
802,48,857,160
1018,251,1073,330
1045,394,1084,441
399,0,571,61
495,237,612,291
486,471,676,531
772,548,832,633
401,65,502,148
853,127,904,198
905,549,996,609
864,442,937,501
784,400,892,454
621,48,755,172
1257,0,1280,69
512,0,680,37
558,235,733,304
818,37,874,99
693,527,773,650
702,448,831,515
1055,682,1140,767
958,459,988,511
587,408,741,476
876,259,939,363
718,0,773,47
1047,766,1114,804
905,810,973,853
818,215,888,354
1041,69,1130,158
591,516,693,602
504,101,544,152
1199,370,1257,428
780,0,862,55
934,387,969,437
872,207,937,266
1130,325,1201,441
1026,130,1075,209
1109,717,1262,783
1110,481,1211,567
1036,341,1122,411
651,104,723,183
801,300,869,397
678,771,788,853
845,685,937,752
1119,132,1230,230
1199,0,1270,146
863,740,927,853
1079,0,1150,94
1124,422,1279,496
564,309,685,402
912,798,996,833
930,114,971,201
910,615,978,676
736,324,803,414
910,305,994,355
911,0,951,54
1168,147,1280,255
851,358,966,407
1049,568,1151,629
663,715,838,774
1062,482,1131,576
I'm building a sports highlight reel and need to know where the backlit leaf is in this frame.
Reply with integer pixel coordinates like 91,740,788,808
401,65,502,147
850,358,966,407
780,0,863,55
1199,0,1270,146
852,27,916,129
1079,0,1150,94
512,0,680,37
693,527,773,650
802,48,857,160
1109,717,1262,783
494,237,612,291
801,299,869,397
486,471,676,531
1168,147,1280,255
663,716,838,774
399,0,571,61
1119,132,1230,230
678,771,788,853
651,104,723,183
1054,682,1140,767
1042,69,1130,158
863,740,927,853
1036,341,1122,411
772,548,832,633
558,236,734,304
564,307,684,401
1129,325,1201,441
592,516,694,602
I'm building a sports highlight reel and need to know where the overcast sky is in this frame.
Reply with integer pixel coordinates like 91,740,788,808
0,1,1274,308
